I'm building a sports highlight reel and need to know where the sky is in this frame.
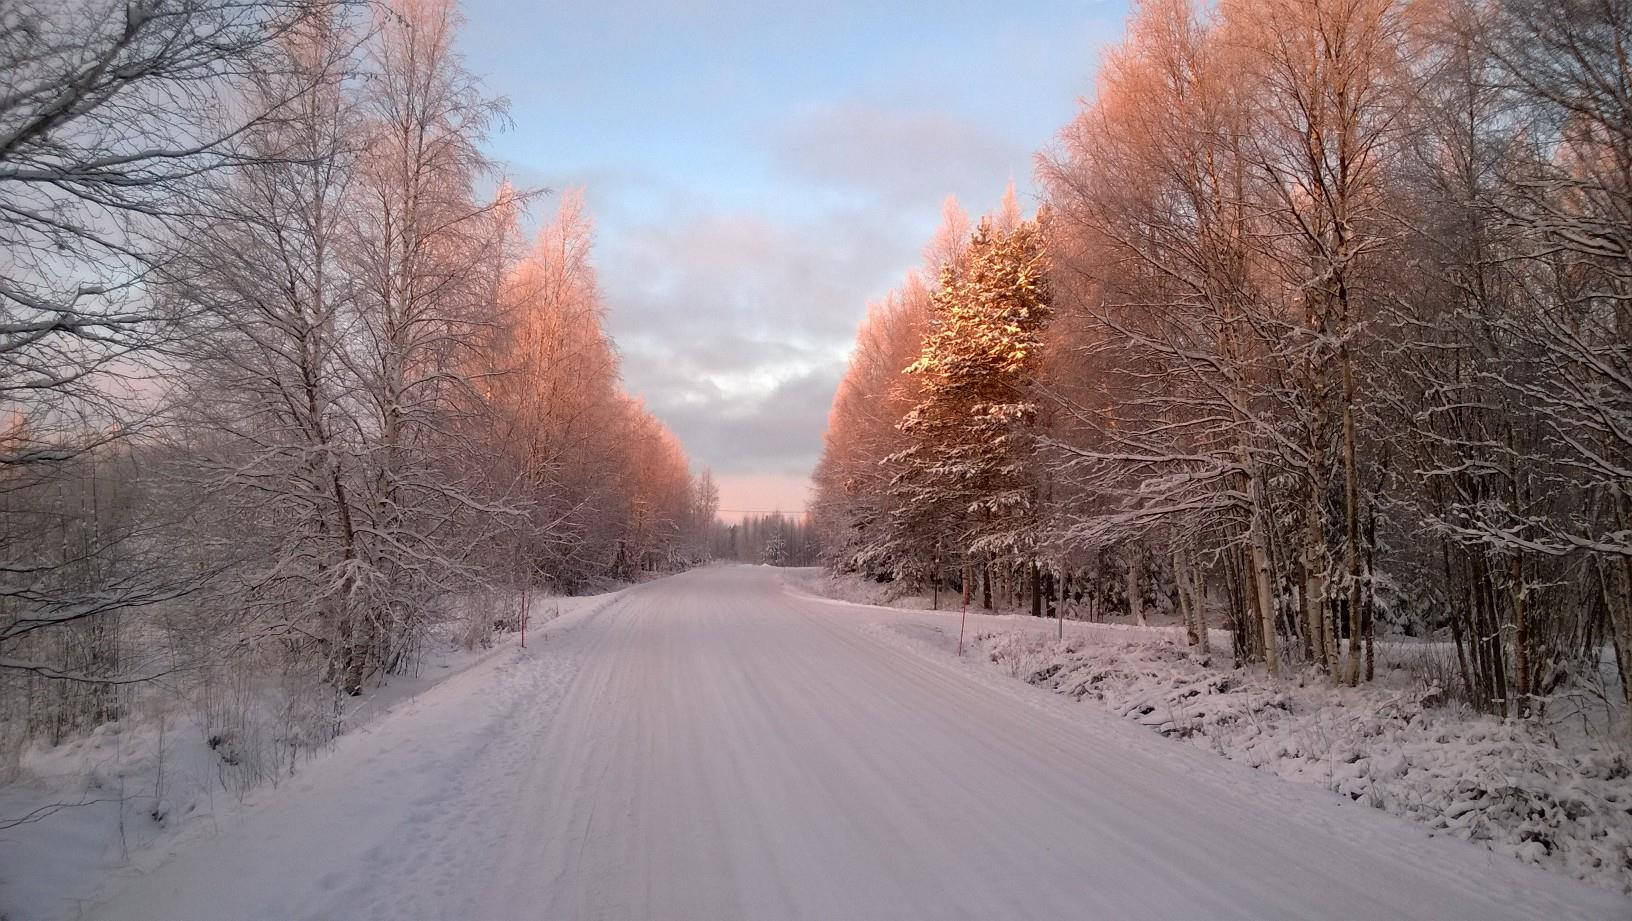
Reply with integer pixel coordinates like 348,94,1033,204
455,0,1128,516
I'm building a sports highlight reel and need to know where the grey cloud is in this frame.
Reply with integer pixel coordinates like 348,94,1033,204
626,334,835,382
603,205,910,347
772,101,1025,208
592,200,916,480
631,363,844,477
539,105,1035,487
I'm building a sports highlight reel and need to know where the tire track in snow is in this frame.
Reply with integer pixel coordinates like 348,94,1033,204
78,567,1630,921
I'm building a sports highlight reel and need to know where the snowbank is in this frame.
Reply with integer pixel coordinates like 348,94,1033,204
970,628,1631,892
799,570,1632,894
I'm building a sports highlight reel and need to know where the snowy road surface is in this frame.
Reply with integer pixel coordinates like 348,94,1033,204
83,566,1628,921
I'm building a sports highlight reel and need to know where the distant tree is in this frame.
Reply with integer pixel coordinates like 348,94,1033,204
688,470,722,562
764,532,789,566
479,189,630,592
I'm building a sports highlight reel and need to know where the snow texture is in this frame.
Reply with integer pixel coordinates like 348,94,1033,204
0,589,619,921
973,630,1632,892
799,569,1632,894
6,566,1628,920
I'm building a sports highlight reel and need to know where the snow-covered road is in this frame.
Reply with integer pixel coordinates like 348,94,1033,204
83,566,1628,920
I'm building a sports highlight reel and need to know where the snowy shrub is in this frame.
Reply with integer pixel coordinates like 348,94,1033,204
974,628,1632,892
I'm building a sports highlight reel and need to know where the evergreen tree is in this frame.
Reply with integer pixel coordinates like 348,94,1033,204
882,214,1054,586
764,532,789,566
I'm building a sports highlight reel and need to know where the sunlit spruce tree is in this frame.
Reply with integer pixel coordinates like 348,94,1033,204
882,214,1054,593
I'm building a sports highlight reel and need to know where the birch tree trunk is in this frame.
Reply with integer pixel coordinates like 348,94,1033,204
1125,546,1145,627
1247,474,1279,677
1174,546,1198,647
1189,548,1210,655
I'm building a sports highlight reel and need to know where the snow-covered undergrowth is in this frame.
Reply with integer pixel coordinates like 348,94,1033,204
971,628,1632,893
0,587,621,921
794,570,1632,893
801,568,941,610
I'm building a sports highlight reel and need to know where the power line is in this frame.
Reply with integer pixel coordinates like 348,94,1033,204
716,508,808,515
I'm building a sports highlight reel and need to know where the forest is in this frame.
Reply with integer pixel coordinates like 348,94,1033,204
4,0,1632,915
708,511,821,568
0,0,721,778
812,0,1632,725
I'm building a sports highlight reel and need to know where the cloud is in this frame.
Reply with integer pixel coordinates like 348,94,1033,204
583,104,1042,498
772,101,1026,209
578,101,1053,502
635,364,843,478
605,206,907,342
595,198,918,494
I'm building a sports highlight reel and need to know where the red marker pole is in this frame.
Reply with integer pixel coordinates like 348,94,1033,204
957,568,970,657
520,584,529,649
957,600,969,657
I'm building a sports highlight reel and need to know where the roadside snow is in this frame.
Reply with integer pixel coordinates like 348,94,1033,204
794,569,1632,894
0,587,624,921
975,630,1632,892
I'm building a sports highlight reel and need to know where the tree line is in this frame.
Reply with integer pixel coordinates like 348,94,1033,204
813,0,1632,725
0,0,716,777
706,511,820,567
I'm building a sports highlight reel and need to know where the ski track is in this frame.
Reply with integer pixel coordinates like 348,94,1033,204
80,566,1630,921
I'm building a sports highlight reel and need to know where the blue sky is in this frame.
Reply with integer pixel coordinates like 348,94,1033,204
456,0,1127,514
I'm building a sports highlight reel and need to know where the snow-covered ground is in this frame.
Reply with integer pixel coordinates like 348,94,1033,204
6,565,1629,920
792,568,1632,894
0,588,623,921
